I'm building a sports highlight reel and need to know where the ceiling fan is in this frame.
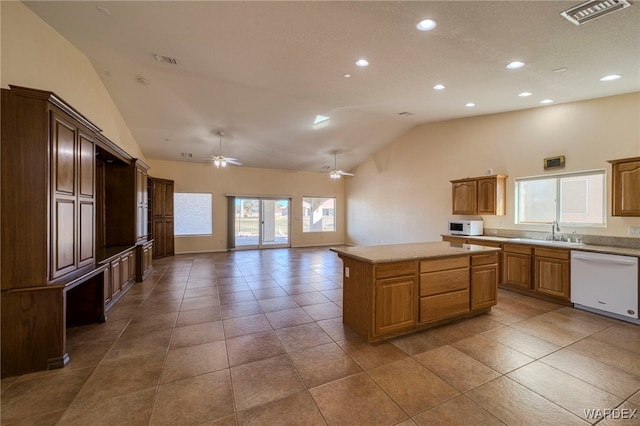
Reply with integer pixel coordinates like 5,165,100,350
328,150,354,179
210,131,242,168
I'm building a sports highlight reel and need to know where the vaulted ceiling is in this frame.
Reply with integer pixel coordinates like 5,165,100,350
25,1,640,173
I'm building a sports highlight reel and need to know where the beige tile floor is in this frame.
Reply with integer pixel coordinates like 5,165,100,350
2,247,640,425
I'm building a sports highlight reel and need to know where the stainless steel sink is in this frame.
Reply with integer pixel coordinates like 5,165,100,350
509,237,584,247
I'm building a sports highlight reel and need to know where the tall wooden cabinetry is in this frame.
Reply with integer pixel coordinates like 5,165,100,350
1,86,106,377
609,157,640,216
150,177,175,258
0,85,159,377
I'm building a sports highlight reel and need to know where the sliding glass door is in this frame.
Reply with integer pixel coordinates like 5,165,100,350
234,198,290,249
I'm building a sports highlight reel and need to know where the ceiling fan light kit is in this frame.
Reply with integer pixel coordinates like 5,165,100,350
328,151,355,179
211,131,242,168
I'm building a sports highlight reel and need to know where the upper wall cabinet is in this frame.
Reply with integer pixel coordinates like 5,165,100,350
609,157,640,216
451,175,506,216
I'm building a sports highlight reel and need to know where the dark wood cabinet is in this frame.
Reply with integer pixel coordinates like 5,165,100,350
150,177,175,258
0,85,158,377
1,86,105,377
136,163,150,242
136,240,154,281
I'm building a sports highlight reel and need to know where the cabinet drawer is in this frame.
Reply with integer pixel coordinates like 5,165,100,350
420,256,468,273
471,252,499,266
467,239,502,248
375,261,416,279
503,244,533,255
420,290,470,323
420,268,469,297
534,247,569,260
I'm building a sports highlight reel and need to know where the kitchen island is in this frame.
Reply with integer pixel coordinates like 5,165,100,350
331,242,501,342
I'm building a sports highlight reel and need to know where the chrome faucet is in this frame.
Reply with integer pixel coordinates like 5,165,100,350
551,220,561,241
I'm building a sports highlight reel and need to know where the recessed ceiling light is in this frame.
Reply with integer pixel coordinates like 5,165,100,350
540,99,554,104
355,59,369,67
343,73,352,78
519,92,533,97
600,74,621,81
433,84,446,90
506,61,526,70
416,19,437,31
465,103,476,108
314,115,330,125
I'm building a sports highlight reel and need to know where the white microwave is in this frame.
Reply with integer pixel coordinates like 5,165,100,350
448,220,483,236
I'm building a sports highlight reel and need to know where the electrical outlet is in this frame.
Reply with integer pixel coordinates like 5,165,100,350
345,267,350,278
629,227,640,236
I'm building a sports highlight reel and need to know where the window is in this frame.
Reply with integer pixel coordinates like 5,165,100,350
174,193,213,236
515,170,605,225
303,197,336,232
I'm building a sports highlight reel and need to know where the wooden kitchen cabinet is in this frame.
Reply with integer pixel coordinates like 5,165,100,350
451,179,477,215
336,243,500,342
374,275,416,335
419,256,470,323
534,247,570,301
451,175,506,215
502,244,533,290
471,252,499,309
609,157,640,216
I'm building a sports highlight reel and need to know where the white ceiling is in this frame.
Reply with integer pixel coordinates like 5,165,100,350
25,1,640,173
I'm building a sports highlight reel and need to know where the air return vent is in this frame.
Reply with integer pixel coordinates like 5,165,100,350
154,54,179,65
561,0,631,25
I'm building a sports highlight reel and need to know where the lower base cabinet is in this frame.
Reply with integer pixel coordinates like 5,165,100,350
102,247,137,310
136,240,154,281
534,248,570,300
340,251,499,342
471,252,500,309
419,256,470,323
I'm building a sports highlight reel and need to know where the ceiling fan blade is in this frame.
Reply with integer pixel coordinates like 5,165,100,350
226,158,243,166
339,170,355,176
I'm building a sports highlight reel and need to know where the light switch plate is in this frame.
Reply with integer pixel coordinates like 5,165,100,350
345,266,350,278
629,227,640,236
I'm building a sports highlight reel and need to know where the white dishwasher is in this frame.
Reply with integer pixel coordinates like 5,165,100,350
571,251,639,324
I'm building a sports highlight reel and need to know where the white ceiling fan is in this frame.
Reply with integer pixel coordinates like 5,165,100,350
328,150,354,179
210,131,242,168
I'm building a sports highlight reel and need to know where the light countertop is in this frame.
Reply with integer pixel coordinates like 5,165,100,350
444,235,640,258
330,241,500,264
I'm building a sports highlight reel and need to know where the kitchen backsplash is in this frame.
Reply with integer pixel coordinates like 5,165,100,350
484,228,640,250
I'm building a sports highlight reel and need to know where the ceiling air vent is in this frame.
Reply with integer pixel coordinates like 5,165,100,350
153,54,179,65
561,0,631,25
180,152,192,158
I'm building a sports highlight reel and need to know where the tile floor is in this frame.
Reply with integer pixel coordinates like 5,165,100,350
2,247,640,425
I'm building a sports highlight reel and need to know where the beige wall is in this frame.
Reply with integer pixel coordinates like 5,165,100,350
1,1,144,160
146,160,345,253
346,93,640,246
4,1,638,252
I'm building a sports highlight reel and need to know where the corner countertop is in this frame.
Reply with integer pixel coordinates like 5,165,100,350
330,241,501,264
443,234,640,258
